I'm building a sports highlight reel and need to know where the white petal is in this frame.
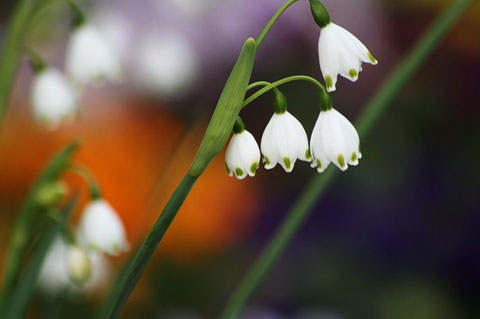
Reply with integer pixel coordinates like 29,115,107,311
78,200,128,256
225,130,260,179
65,24,122,88
310,113,331,173
31,68,78,129
261,112,309,173
318,26,339,92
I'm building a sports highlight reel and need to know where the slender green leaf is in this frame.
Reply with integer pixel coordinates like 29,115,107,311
5,195,79,319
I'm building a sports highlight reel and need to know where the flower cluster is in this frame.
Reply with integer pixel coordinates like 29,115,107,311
226,0,376,179
29,6,121,130
38,180,128,293
225,89,361,179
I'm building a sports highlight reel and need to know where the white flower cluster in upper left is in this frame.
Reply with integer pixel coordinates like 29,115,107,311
30,19,121,130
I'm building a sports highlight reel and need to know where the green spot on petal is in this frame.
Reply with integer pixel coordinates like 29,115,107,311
264,156,270,166
305,149,311,160
283,157,291,170
349,69,358,79
225,163,231,175
325,75,333,89
235,168,244,177
351,153,357,162
337,154,346,168
317,159,322,169
368,52,377,63
250,162,258,174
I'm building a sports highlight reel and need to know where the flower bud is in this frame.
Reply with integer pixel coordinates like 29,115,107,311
66,245,92,286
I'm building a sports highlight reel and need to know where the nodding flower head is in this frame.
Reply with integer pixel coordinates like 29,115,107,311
310,107,362,173
65,24,122,88
261,111,311,173
225,118,261,179
318,23,377,92
78,199,129,256
31,68,78,129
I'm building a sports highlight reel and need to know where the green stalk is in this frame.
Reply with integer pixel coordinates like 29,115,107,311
0,0,35,127
102,38,257,319
220,0,475,317
5,195,79,319
244,75,326,107
0,142,79,312
256,0,299,49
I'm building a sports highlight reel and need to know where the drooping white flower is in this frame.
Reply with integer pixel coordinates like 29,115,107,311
225,129,261,179
78,199,128,256
65,24,122,88
310,108,362,173
261,112,311,173
37,237,111,295
66,245,92,286
31,68,78,129
37,237,71,294
136,30,199,98
318,23,378,92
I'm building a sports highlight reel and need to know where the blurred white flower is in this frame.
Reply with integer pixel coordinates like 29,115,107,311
318,23,377,92
37,237,111,295
37,237,71,294
225,129,260,179
135,30,199,98
78,199,128,256
66,245,92,286
261,111,311,173
162,0,219,17
310,108,361,173
65,24,122,88
91,8,132,63
31,68,78,129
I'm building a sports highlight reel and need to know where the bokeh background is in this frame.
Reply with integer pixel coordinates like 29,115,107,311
0,0,479,318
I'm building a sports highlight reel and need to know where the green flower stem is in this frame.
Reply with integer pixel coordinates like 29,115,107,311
256,0,299,49
67,165,102,199
220,0,475,317
0,142,79,315
102,38,256,319
244,76,330,110
0,0,36,127
244,76,325,107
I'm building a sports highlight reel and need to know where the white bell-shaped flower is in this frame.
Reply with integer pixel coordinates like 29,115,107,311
225,121,260,179
261,111,311,173
65,24,122,88
66,245,92,286
37,237,71,294
318,23,378,92
31,68,78,129
136,30,199,98
310,107,362,173
78,199,128,256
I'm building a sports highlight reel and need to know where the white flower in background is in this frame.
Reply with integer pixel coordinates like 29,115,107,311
91,8,132,63
66,245,92,286
161,0,220,17
78,199,128,256
318,23,378,92
37,237,71,294
65,24,122,88
225,129,260,179
261,112,311,173
136,31,199,98
31,68,78,129
310,108,361,173
37,237,111,295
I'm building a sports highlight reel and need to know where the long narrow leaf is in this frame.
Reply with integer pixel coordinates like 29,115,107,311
5,194,79,319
